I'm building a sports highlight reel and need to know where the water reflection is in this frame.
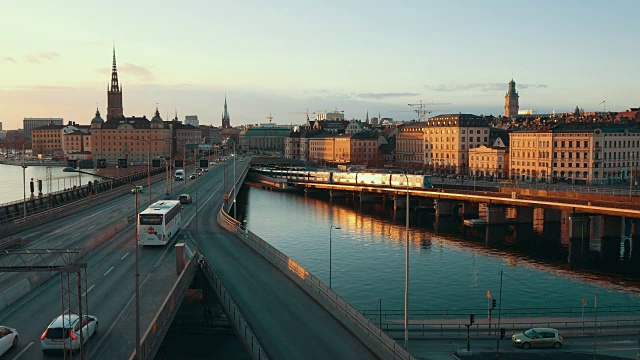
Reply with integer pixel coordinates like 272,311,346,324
237,187,640,310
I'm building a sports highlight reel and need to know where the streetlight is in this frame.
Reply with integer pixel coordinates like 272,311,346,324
159,156,172,199
329,225,341,288
224,138,237,219
401,172,410,350
62,167,142,359
22,162,27,220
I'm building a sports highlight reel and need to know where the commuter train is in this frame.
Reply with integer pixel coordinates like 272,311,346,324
253,168,433,190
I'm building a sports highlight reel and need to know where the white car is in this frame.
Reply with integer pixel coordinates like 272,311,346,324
0,326,18,356
41,314,98,352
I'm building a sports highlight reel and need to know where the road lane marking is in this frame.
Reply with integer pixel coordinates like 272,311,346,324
54,242,62,247
11,341,33,360
88,225,96,230
121,253,130,260
104,266,114,276
81,284,96,297
72,234,80,238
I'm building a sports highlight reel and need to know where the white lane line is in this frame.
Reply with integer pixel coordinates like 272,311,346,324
82,284,96,297
11,341,33,360
72,234,80,238
88,225,96,230
54,242,62,247
104,266,115,276
121,253,130,260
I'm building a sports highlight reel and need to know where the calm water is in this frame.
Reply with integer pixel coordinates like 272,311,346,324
0,163,145,205
238,186,640,313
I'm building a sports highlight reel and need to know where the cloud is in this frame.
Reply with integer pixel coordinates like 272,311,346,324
1,57,16,63
355,92,421,99
24,52,59,63
97,63,156,81
427,82,548,92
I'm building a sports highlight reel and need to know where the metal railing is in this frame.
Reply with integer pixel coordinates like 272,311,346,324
132,254,198,360
360,305,640,320
200,259,269,360
217,207,415,360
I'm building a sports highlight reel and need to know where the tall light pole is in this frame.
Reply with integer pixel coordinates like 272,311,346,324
22,162,27,220
225,138,237,219
329,225,341,288
402,172,410,350
62,167,141,359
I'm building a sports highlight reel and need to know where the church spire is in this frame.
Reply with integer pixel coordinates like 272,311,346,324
110,46,120,92
222,95,231,128
107,45,124,120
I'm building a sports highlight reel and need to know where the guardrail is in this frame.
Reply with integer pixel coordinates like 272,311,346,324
360,305,640,320
217,207,414,360
200,259,269,360
132,254,198,360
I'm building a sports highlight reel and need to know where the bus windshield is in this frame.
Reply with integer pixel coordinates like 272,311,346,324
139,214,163,225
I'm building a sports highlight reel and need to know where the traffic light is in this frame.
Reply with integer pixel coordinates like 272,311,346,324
469,314,475,325
492,299,497,309
500,328,506,339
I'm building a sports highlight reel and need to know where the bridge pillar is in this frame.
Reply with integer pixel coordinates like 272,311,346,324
329,190,347,199
543,209,562,223
485,225,505,245
434,199,454,217
515,207,534,224
568,214,591,241
631,219,640,237
459,202,479,218
602,216,624,239
358,193,376,203
484,205,506,225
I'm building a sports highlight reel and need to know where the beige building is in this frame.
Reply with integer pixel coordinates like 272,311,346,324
308,132,378,166
468,139,509,179
309,134,336,165
424,114,490,174
396,122,427,166
509,124,640,185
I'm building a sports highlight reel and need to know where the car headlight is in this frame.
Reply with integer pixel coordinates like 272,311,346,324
513,338,521,342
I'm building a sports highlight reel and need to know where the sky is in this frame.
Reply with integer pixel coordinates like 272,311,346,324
1,0,639,130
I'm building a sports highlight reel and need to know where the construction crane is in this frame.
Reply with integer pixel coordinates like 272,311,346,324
599,100,606,112
290,109,316,121
266,113,273,123
408,100,451,122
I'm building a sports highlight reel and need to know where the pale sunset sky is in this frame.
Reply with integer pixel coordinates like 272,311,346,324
1,0,638,130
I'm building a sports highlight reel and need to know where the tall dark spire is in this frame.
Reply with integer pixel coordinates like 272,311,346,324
107,45,124,120
222,95,231,128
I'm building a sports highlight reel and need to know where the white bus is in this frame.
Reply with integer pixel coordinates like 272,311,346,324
138,200,183,245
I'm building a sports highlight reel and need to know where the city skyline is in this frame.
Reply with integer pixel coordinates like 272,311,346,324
2,0,639,129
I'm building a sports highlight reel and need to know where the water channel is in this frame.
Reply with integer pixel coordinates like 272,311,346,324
236,185,640,315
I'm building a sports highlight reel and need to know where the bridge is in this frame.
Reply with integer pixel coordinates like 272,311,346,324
0,158,411,360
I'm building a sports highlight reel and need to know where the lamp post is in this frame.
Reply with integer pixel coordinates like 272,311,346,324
329,225,341,288
225,138,237,219
62,167,142,359
159,156,171,199
402,172,410,350
22,163,27,220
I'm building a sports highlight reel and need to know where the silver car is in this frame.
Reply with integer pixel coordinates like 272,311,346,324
512,327,563,349
0,326,18,356
41,314,98,352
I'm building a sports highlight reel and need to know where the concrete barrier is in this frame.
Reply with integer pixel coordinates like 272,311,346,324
0,293,7,311
2,278,31,306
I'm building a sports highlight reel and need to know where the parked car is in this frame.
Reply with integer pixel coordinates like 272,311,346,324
131,185,143,194
0,326,18,356
512,328,563,349
178,194,192,204
41,314,98,352
189,174,196,179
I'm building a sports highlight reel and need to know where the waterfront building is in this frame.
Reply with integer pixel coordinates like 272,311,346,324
90,108,172,166
509,124,640,185
23,118,63,138
107,48,124,121
222,96,231,129
285,132,301,160
504,79,519,118
239,124,292,154
424,114,491,174
468,139,509,179
396,122,427,167
31,124,65,157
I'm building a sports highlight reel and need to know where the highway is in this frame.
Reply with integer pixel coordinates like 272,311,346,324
0,160,226,359
0,157,378,360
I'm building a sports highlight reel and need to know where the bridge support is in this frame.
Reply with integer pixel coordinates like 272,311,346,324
601,216,624,239
434,199,454,217
358,193,377,203
568,214,590,241
485,226,505,244
329,190,348,199
483,205,506,225
515,207,534,224
543,209,562,223
459,202,479,218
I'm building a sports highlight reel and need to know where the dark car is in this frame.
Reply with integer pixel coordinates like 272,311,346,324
178,194,192,204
